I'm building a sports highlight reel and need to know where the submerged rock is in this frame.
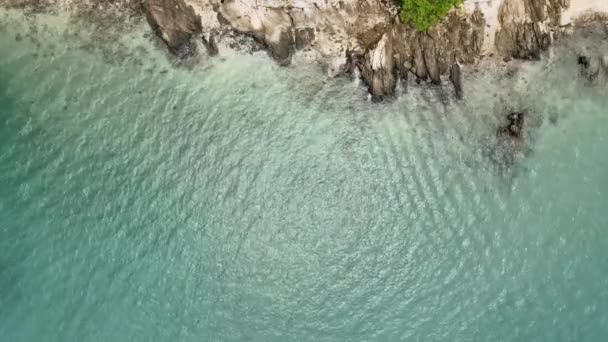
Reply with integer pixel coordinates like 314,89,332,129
578,54,601,83
498,111,526,139
491,110,528,169
141,0,202,59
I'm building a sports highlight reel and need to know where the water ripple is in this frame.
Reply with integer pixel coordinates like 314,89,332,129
2,7,608,342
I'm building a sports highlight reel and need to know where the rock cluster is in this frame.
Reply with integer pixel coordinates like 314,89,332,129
349,9,485,100
146,0,573,99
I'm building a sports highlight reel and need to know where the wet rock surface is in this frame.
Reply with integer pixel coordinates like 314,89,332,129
141,0,202,59
201,33,219,56
449,63,463,99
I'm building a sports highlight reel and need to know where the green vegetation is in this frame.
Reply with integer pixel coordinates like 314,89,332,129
399,0,463,31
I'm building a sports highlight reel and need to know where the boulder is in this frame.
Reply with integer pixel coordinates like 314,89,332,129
269,30,295,66
142,0,202,59
355,32,397,100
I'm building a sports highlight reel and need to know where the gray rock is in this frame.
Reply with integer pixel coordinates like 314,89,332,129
449,63,463,99
578,55,601,83
269,29,295,66
496,22,549,60
202,33,219,56
491,110,529,168
421,35,441,85
141,0,202,59
390,10,485,90
397,60,409,92
413,47,428,81
494,0,566,61
355,32,396,100
294,27,315,50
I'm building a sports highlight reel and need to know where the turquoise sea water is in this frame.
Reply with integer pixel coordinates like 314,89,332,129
1,9,608,342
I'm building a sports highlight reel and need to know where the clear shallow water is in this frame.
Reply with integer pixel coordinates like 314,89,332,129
1,9,608,342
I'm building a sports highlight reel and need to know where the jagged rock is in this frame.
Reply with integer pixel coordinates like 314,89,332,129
496,22,550,60
212,0,485,97
421,35,441,84
413,46,428,82
388,10,484,92
495,0,566,60
202,33,219,56
396,59,409,91
217,0,392,68
355,32,396,100
344,48,357,75
449,63,463,99
142,0,202,59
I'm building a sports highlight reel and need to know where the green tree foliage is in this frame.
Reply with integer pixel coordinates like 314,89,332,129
400,0,463,31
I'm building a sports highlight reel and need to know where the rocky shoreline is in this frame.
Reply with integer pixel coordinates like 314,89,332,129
2,0,607,101
137,0,607,100
136,0,606,172
2,0,607,170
